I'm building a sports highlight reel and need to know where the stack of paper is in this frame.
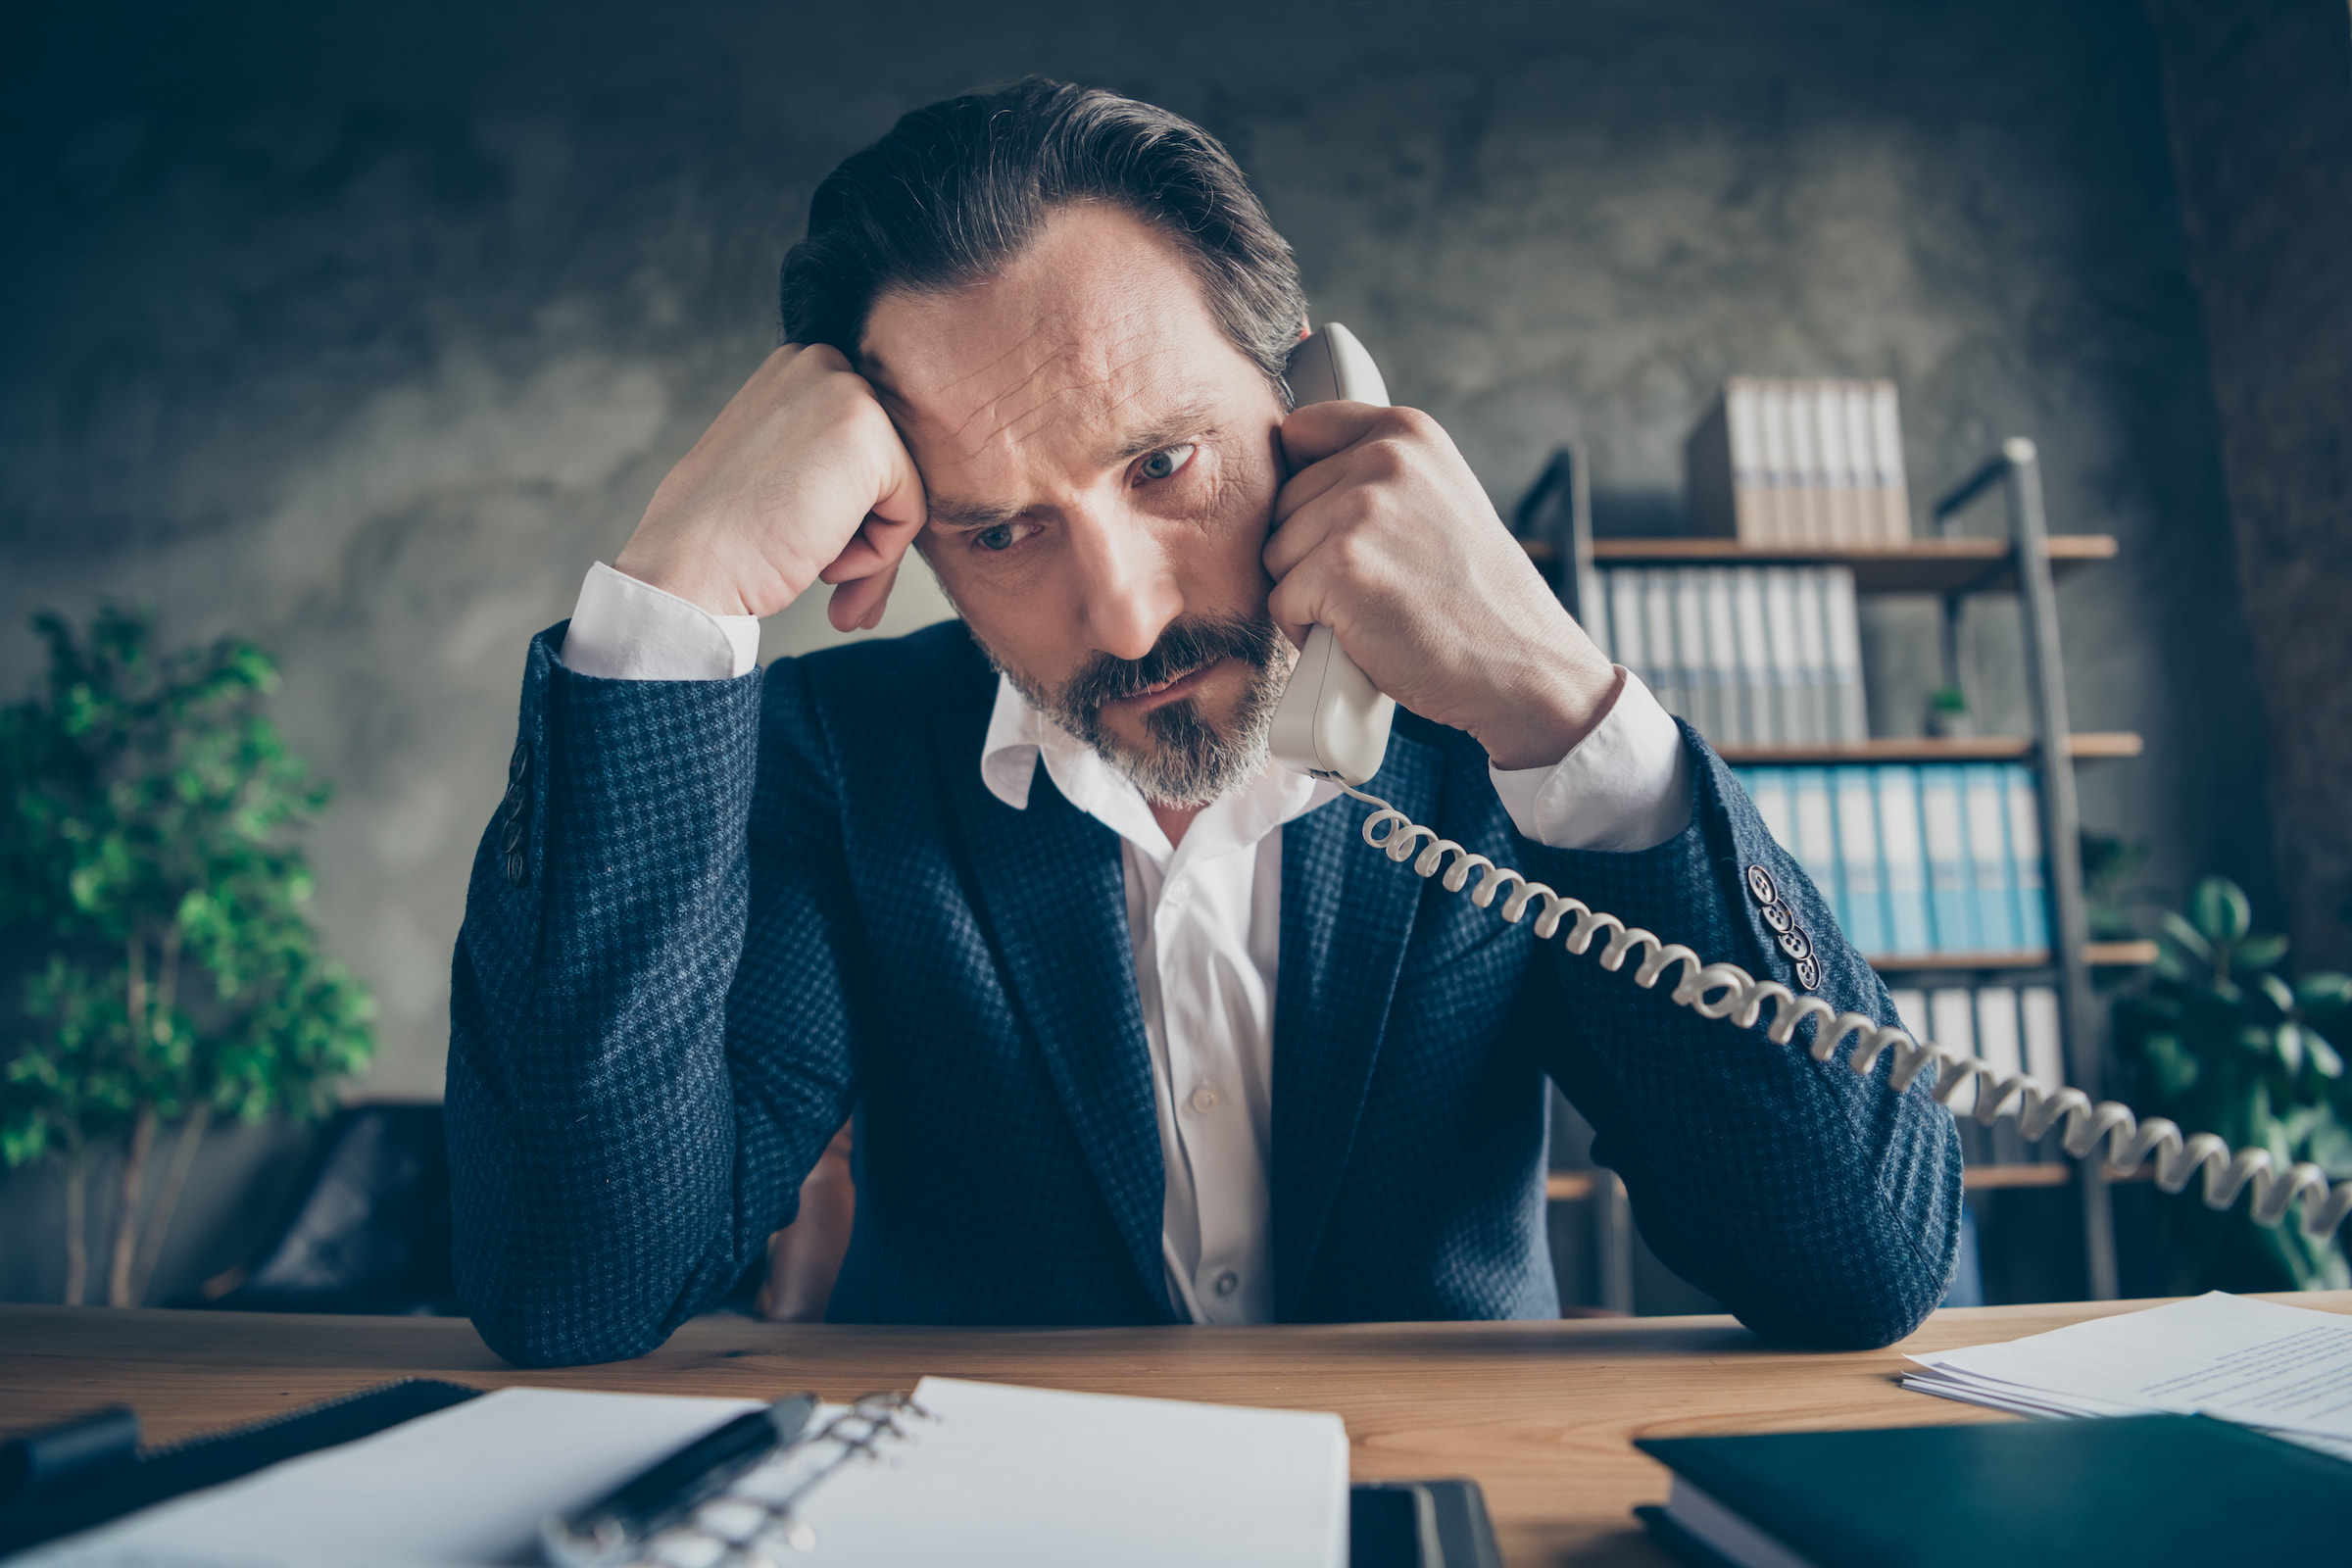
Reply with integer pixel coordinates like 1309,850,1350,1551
1905,1291,2352,1463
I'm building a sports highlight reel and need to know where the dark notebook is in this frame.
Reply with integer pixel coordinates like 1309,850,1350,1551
0,1380,483,1556
1636,1414,2352,1568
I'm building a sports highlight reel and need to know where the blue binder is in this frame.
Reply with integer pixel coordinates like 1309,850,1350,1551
1832,766,1887,956
2007,764,2050,952
1876,766,1933,957
1963,764,2020,952
1788,767,1843,931
1918,764,1976,952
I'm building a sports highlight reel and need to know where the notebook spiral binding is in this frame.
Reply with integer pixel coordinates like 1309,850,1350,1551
613,1393,934,1566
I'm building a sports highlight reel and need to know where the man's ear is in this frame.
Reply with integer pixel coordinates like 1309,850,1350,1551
1296,318,1311,342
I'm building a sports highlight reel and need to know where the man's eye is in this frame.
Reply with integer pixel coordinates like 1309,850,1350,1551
1135,443,1196,483
974,520,1035,553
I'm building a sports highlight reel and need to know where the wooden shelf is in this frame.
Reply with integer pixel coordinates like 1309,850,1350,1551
1555,1161,2132,1200
1868,940,2159,973
1521,534,2118,594
1544,1170,1625,1202
1717,733,2142,765
1962,1163,2072,1191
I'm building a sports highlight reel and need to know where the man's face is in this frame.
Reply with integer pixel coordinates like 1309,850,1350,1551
860,205,1293,807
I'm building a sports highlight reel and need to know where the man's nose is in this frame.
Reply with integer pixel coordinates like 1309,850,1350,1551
1064,499,1182,662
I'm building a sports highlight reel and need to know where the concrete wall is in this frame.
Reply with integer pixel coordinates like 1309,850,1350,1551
2147,0,2352,971
0,0,2269,1301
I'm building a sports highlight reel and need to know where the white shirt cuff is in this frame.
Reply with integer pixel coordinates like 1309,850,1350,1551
558,561,761,680
1488,667,1694,853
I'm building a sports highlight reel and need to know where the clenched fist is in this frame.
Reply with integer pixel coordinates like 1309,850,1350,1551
615,344,927,630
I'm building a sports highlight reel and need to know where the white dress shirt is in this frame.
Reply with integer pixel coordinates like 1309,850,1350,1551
561,561,1691,1322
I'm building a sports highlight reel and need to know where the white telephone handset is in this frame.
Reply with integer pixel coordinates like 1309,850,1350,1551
1268,323,1397,787
1269,325,2350,1250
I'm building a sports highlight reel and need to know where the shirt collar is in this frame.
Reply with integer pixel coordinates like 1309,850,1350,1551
978,674,1338,863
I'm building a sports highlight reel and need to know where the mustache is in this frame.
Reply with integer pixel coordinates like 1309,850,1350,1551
1056,614,1286,717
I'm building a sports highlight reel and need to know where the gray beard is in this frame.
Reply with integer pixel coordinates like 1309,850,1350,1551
981,612,1293,808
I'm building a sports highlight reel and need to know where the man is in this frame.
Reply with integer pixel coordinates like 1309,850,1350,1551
449,79,1959,1369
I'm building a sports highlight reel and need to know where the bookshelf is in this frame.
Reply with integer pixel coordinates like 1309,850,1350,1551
1518,437,2131,1303
1544,1163,2082,1200
1713,734,2141,764
1527,533,2120,594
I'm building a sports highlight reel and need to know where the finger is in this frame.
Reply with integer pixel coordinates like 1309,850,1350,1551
1277,399,1388,470
1263,466,1357,581
859,562,897,630
817,510,925,584
863,416,928,531
828,558,900,632
1264,558,1335,654
1269,442,1360,533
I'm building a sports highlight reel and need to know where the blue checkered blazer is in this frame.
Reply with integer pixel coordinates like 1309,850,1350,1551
448,620,1959,1367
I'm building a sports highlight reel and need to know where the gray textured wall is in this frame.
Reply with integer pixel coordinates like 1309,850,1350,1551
2149,0,2352,971
0,0,2272,1301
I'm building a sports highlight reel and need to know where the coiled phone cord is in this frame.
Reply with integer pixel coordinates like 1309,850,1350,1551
1339,783,2352,1241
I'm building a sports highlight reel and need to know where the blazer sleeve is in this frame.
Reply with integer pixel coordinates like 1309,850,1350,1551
1522,723,1963,1349
445,625,860,1367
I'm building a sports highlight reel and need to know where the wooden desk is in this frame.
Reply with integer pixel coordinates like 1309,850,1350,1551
7,1294,2348,1566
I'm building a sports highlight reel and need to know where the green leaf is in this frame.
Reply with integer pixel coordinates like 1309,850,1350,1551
2298,974,2352,1014
2143,1034,2200,1098
2259,973,2298,1018
2308,1030,2345,1080
2162,911,2214,963
2278,1022,2305,1076
2191,877,2252,945
2234,934,2290,973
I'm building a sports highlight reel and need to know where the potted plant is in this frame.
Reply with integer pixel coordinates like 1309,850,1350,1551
2112,876,2352,1293
0,607,374,1305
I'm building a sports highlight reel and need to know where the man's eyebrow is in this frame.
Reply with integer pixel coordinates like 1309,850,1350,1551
1096,398,1219,467
925,496,1027,533
923,399,1223,532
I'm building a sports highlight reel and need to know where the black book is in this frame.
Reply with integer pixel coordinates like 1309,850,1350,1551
1636,1414,2352,1568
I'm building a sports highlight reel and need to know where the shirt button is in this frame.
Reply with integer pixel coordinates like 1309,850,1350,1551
1165,876,1192,907
1189,1087,1218,1113
1212,1270,1240,1298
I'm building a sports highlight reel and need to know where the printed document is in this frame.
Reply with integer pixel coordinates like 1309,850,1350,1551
1905,1291,2352,1460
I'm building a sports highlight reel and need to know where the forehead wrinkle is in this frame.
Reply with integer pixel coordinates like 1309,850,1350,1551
973,315,1191,463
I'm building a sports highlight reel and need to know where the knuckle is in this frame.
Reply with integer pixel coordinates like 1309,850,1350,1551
1379,405,1434,439
1357,439,1413,483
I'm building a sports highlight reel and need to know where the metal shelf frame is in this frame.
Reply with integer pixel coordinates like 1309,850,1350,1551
1521,436,2128,1303
1932,439,2120,1299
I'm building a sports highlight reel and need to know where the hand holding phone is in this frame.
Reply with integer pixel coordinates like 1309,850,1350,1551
1265,325,1616,782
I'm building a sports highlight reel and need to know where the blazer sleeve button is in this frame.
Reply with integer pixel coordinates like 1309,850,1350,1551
1760,902,1793,934
1745,864,1779,906
1794,954,1822,992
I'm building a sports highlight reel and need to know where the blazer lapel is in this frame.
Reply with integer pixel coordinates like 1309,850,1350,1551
936,710,1174,1321
1272,731,1443,1318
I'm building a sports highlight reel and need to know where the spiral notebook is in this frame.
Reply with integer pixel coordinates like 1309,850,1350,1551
16,1378,1351,1568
